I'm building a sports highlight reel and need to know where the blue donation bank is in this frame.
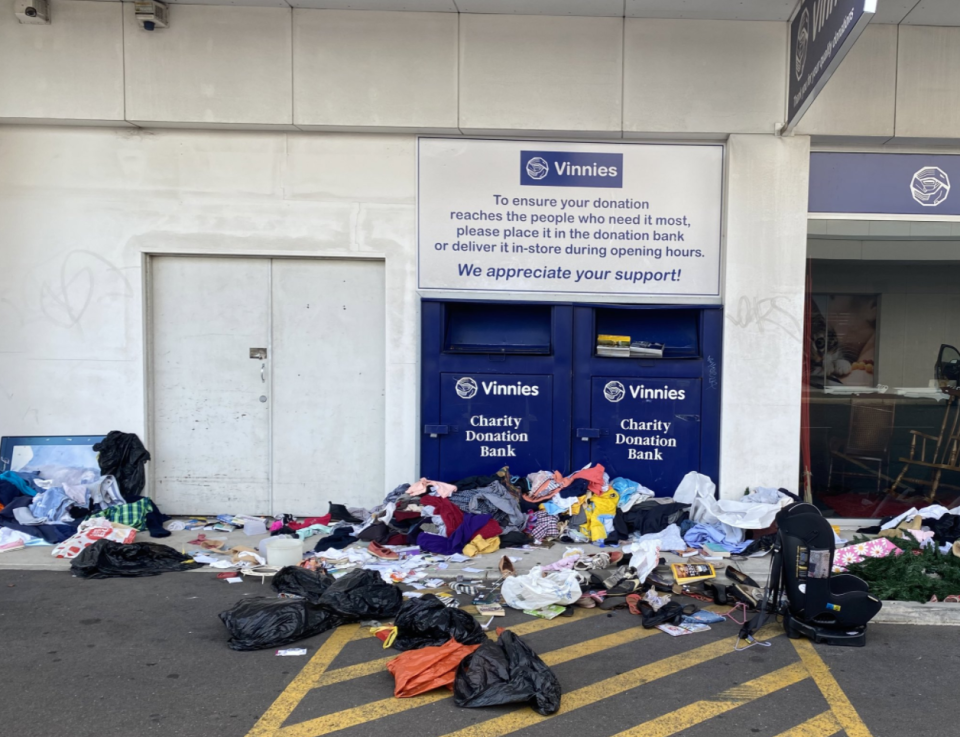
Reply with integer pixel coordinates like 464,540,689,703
420,301,722,495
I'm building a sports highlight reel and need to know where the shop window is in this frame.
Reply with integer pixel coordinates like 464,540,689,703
802,258,960,518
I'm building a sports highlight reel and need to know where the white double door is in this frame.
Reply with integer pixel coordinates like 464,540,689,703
150,256,385,516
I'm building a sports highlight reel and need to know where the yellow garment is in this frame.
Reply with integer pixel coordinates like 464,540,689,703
580,489,620,542
462,534,501,558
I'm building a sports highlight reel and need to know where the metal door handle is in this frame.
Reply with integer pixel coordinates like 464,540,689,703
261,362,265,383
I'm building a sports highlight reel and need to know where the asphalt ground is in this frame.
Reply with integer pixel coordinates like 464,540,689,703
1,569,958,737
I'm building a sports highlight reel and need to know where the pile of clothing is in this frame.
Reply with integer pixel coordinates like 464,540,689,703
0,432,170,557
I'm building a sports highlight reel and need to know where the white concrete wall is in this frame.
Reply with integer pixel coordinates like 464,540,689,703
720,134,810,499
4,6,960,143
0,127,419,493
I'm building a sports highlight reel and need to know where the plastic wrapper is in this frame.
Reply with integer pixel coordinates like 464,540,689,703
392,594,487,651
317,569,403,619
271,566,335,604
501,565,581,611
453,630,561,715
387,638,481,697
219,597,344,651
70,539,204,578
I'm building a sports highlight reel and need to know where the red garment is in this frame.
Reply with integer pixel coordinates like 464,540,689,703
420,495,464,537
476,519,502,539
567,464,605,494
288,515,331,531
392,510,422,522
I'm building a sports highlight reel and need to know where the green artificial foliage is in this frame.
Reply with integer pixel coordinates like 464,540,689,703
845,535,960,603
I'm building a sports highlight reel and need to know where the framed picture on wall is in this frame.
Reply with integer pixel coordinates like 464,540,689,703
809,294,879,388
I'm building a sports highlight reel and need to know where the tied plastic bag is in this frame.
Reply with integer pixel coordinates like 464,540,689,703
219,597,344,651
387,638,481,698
317,569,403,619
271,566,335,604
453,630,562,715
52,519,137,559
501,565,580,611
392,594,487,652
70,539,204,578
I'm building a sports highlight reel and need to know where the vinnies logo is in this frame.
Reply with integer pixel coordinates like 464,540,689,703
520,150,623,189
911,166,951,207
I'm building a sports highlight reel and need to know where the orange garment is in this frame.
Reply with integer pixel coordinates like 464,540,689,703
566,464,606,494
387,638,481,698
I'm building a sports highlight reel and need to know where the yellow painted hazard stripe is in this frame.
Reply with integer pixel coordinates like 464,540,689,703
791,638,874,737
436,625,782,737
321,606,603,687
772,711,842,737
274,625,781,737
245,624,359,737
609,662,808,737
274,622,663,737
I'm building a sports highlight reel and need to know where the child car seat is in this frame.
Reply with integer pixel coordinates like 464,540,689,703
743,502,882,647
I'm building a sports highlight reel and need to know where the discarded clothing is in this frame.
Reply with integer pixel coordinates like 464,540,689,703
416,514,499,556
524,471,568,504
449,474,498,492
91,498,152,531
408,478,458,498
462,534,500,557
419,495,464,538
606,500,688,544
566,464,605,494
71,539,204,578
450,481,525,534
313,527,358,551
558,478,590,499
0,495,77,544
580,488,619,541
28,488,75,525
683,523,751,553
93,431,151,501
527,511,560,540
0,471,37,497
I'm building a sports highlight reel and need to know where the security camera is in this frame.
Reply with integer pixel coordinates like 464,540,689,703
135,0,168,31
15,0,50,24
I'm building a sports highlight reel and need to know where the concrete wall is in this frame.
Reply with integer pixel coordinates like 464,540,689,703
0,127,419,492
3,6,960,142
720,134,811,498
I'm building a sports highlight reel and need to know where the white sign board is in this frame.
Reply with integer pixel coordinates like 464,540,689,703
417,138,723,297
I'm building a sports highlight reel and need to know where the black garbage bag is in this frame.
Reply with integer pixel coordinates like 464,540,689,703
453,630,561,715
317,569,403,619
93,431,151,501
392,594,487,651
272,566,336,604
71,539,204,579
219,597,344,651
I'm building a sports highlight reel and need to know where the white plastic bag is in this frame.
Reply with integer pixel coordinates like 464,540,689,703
501,565,581,610
620,538,662,582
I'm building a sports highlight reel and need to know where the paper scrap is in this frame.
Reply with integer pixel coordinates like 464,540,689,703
461,567,483,573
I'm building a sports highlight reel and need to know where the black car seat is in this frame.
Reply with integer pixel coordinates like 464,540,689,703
775,503,882,646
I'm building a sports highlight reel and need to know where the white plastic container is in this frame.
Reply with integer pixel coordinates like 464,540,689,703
264,536,303,567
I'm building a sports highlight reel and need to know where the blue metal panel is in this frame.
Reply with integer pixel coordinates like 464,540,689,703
586,377,701,496
437,373,553,480
421,300,573,480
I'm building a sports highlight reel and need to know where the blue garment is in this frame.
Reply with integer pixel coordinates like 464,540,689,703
415,513,494,556
0,496,78,543
28,487,74,525
0,471,37,497
682,523,751,553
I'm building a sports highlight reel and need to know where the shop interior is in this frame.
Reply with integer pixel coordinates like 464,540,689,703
804,219,960,519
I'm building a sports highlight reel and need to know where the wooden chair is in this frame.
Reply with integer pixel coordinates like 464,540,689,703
889,388,960,502
828,397,896,494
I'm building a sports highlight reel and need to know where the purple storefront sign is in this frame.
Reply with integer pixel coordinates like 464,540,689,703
809,152,960,216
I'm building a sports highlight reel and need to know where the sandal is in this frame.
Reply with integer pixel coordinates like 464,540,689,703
726,566,760,588
499,555,516,577
626,593,643,615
